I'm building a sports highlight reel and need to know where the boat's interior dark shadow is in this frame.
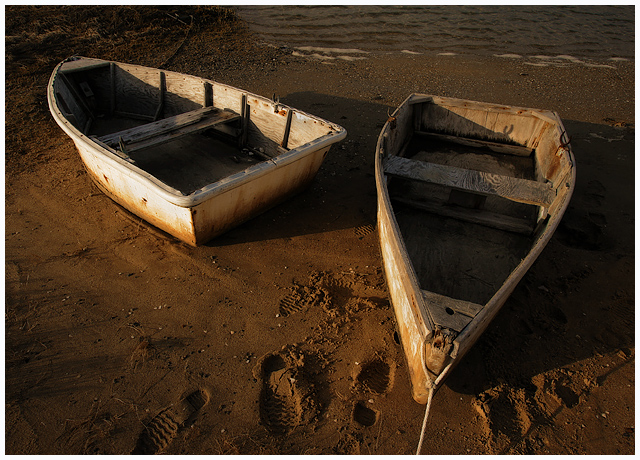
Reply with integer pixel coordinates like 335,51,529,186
445,119,634,395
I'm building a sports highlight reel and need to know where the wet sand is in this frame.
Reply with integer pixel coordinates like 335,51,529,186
5,6,635,454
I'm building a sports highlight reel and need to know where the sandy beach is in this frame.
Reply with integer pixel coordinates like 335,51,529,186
5,6,635,454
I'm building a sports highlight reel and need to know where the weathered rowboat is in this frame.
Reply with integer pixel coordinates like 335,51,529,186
48,56,346,245
375,94,575,404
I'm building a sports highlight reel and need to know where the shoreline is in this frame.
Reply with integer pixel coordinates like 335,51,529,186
5,6,635,455
282,44,634,66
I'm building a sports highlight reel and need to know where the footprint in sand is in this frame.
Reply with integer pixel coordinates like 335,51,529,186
557,208,607,250
355,357,394,395
278,283,331,317
353,401,379,427
257,352,317,435
349,357,393,428
473,385,534,449
131,388,210,454
280,270,387,320
279,293,308,316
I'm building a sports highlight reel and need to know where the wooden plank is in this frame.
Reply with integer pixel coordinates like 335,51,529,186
413,101,423,131
99,107,240,153
408,95,432,105
60,59,110,74
162,70,206,116
59,73,95,123
210,123,241,139
383,155,554,208
422,290,483,318
427,95,536,117
78,81,94,99
204,82,213,107
153,71,166,121
530,110,560,125
281,109,293,149
90,135,134,163
415,131,533,156
420,105,539,148
239,94,249,149
114,64,164,117
391,196,535,235
101,106,220,144
110,63,116,115
118,113,239,153
55,85,86,131
421,290,483,332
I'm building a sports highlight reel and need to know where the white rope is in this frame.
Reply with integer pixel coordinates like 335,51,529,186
415,386,435,455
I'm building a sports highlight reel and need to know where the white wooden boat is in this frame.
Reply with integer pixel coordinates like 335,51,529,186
375,94,575,404
48,57,346,245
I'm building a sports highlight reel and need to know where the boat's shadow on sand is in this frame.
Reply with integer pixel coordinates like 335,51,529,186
446,119,634,397
208,92,391,246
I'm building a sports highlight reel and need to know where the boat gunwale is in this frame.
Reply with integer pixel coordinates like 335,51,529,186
408,93,562,125
47,57,347,209
377,93,436,323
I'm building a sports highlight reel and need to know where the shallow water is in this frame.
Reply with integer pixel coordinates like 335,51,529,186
236,5,634,62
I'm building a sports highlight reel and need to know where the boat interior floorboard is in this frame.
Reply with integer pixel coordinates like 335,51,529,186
129,132,261,195
88,115,260,195
393,206,531,305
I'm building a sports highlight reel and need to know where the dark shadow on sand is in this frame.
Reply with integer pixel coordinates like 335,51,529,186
207,92,391,247
446,119,634,395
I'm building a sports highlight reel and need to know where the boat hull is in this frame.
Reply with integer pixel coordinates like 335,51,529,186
76,138,330,245
377,196,432,403
376,94,575,403
48,57,346,245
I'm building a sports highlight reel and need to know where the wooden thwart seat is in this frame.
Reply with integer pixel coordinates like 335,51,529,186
99,106,240,153
383,154,554,208
421,290,483,333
